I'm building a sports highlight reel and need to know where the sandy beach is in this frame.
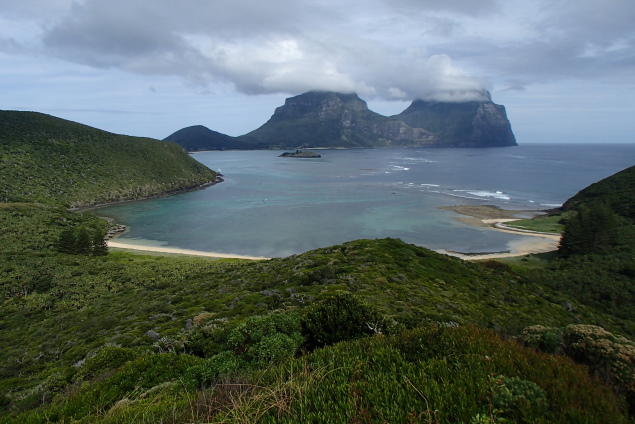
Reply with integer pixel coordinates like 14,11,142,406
107,204,560,262
107,241,270,260
437,205,560,260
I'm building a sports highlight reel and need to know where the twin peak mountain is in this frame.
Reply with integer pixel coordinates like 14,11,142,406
165,91,517,151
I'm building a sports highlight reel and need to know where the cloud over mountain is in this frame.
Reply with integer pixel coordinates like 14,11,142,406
0,0,634,141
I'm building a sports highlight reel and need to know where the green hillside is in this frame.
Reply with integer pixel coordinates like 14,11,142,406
1,203,634,421
0,111,218,208
0,112,633,422
562,164,635,222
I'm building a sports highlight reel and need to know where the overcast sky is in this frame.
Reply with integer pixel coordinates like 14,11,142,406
1,0,634,143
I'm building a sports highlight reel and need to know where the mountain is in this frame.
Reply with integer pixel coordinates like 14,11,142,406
394,92,517,147
237,91,439,149
0,111,218,208
163,125,256,151
165,91,517,150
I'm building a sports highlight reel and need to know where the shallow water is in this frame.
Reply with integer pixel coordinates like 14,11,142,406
96,144,635,258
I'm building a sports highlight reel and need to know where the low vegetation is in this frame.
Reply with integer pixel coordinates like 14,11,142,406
503,214,564,234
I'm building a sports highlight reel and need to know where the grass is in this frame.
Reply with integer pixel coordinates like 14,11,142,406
503,214,565,234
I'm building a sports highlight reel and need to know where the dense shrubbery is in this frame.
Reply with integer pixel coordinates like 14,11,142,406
300,291,384,350
0,111,217,207
5,325,630,423
210,325,627,423
3,228,635,419
521,323,635,411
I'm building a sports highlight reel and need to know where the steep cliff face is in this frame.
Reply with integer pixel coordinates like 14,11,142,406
239,91,442,148
396,97,516,147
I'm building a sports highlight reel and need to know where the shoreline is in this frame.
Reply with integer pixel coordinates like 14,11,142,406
70,176,224,212
438,205,560,260
107,240,270,260
107,204,561,262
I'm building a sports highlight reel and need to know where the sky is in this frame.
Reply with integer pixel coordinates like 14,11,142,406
1,0,634,144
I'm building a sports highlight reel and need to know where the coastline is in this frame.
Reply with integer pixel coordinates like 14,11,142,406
107,240,270,260
437,205,560,260
70,175,224,212
106,204,560,262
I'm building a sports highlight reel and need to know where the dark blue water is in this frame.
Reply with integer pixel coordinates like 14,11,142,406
96,144,635,257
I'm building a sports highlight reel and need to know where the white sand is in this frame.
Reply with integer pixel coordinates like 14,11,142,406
107,241,270,260
438,217,560,261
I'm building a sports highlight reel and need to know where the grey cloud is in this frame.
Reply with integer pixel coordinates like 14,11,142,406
382,0,501,16
0,0,72,19
37,0,489,101
29,0,635,103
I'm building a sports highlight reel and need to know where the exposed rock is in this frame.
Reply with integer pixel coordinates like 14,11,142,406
279,150,322,158
146,329,160,340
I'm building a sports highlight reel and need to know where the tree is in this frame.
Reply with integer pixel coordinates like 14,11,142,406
558,204,620,257
74,226,92,255
57,227,78,254
91,228,109,256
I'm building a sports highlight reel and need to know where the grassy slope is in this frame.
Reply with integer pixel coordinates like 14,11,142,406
1,205,633,420
0,111,217,207
562,164,635,222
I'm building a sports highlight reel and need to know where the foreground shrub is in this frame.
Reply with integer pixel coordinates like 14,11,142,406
76,346,140,381
562,324,635,408
213,325,628,423
519,325,563,354
300,291,383,350
5,354,201,423
186,310,304,388
491,375,548,422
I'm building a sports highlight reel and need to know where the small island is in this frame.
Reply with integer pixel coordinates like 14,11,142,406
278,149,322,158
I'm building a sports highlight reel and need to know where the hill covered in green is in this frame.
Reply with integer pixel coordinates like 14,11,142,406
562,164,635,222
1,111,218,208
1,207,633,421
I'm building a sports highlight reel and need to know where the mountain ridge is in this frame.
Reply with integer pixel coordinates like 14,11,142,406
165,90,516,150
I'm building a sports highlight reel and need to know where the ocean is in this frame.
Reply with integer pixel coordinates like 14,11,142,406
95,144,635,258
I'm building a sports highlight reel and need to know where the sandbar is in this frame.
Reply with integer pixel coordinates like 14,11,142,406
437,205,561,260
107,241,270,260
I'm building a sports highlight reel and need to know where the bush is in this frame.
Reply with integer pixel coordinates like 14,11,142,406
520,325,563,354
185,310,304,388
562,324,635,408
300,291,384,350
490,375,548,422
227,310,303,366
76,346,140,381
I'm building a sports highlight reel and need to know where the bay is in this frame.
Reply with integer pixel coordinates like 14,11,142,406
96,144,635,258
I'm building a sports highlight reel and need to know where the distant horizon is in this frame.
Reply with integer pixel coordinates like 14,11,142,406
5,105,634,146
